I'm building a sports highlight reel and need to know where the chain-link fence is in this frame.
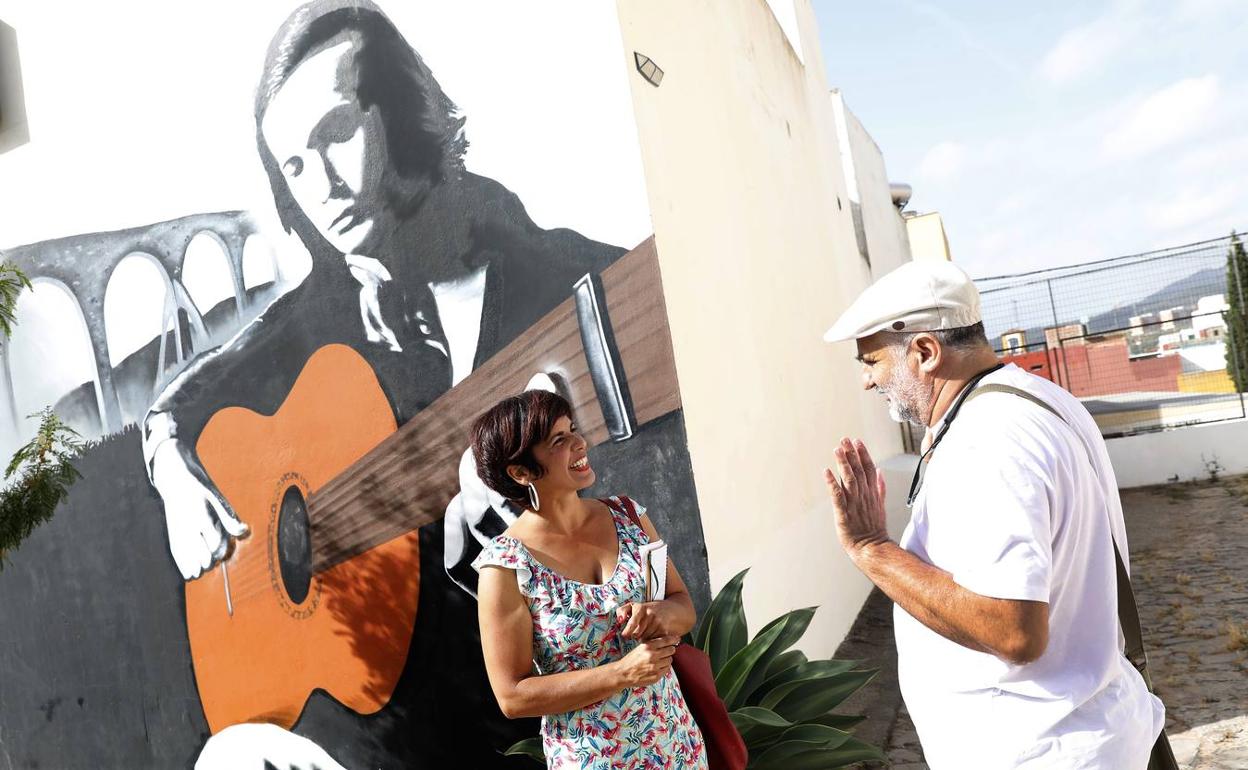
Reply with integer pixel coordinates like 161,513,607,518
977,232,1247,437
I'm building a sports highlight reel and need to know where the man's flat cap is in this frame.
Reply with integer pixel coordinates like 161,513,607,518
824,260,982,342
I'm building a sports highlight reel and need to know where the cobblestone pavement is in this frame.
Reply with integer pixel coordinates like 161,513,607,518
1122,475,1248,770
833,474,1248,769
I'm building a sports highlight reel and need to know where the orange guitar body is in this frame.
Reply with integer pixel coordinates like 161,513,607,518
186,344,420,733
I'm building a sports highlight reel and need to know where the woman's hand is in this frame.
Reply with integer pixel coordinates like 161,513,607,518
613,635,679,688
616,601,682,640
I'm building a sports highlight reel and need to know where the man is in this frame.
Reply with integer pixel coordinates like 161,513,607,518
140,1,621,766
822,261,1165,769
144,0,620,581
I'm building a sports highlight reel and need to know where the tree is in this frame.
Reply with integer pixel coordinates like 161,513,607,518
0,261,84,568
0,261,31,338
1,408,84,565
1225,233,1248,392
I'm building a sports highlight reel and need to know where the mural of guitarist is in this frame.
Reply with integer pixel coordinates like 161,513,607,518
132,2,708,767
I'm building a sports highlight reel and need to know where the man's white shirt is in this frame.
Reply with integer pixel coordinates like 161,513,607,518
896,364,1164,769
430,265,488,386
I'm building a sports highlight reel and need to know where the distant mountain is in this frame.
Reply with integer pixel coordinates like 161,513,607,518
1085,266,1227,334
983,264,1231,351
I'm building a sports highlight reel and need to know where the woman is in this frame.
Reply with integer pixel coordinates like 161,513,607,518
471,389,708,769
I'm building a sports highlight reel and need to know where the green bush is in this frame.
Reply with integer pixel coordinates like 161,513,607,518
0,409,84,568
0,262,83,567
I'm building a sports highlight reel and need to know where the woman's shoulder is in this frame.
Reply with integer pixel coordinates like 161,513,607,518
471,531,528,573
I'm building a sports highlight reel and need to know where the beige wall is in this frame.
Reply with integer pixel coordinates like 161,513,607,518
837,93,912,278
617,0,912,654
905,211,953,262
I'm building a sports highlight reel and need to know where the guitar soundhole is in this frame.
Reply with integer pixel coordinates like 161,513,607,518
277,486,313,605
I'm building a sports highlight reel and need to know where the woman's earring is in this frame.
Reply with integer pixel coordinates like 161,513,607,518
527,482,541,512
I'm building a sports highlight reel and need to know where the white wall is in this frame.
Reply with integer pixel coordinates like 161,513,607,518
1107,411,1248,488
0,1,650,252
618,0,910,655
843,101,910,277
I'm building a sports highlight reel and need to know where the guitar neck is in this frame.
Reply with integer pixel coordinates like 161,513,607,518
308,238,681,572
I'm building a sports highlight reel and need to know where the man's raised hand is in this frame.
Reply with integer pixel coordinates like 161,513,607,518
824,438,891,560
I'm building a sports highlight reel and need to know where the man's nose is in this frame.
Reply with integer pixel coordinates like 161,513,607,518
319,150,351,203
860,366,874,391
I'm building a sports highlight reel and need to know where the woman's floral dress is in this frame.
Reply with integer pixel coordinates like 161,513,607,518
473,496,708,770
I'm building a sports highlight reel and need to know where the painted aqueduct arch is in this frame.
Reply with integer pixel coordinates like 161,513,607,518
0,211,263,435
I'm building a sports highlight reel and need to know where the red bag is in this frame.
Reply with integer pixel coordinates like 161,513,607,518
607,496,748,770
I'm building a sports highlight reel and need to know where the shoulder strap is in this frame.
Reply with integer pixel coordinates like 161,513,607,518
964,384,1154,689
602,496,643,530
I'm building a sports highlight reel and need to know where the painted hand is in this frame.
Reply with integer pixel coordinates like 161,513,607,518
150,440,249,580
617,601,677,640
824,438,891,561
195,722,347,770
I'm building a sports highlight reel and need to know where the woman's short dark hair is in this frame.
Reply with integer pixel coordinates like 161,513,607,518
255,0,467,251
472,390,574,504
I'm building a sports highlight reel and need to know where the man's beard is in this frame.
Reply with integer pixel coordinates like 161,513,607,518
879,365,930,427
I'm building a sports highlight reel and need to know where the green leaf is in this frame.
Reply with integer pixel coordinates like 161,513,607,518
763,649,807,680
502,736,545,764
819,735,888,766
749,725,853,769
694,568,749,674
748,657,860,707
733,607,817,707
763,669,878,723
808,711,866,731
714,615,788,709
0,407,84,569
0,262,32,340
729,706,793,745
777,723,853,748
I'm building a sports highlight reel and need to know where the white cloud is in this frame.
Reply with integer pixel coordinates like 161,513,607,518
1040,15,1132,85
916,141,967,182
898,0,1023,76
1102,75,1220,161
1147,184,1237,232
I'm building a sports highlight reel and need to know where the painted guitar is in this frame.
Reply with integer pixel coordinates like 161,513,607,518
185,239,682,733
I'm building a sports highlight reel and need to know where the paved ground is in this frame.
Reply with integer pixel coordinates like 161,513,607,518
833,473,1248,769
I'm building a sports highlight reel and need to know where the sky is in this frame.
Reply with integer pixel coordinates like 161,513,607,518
813,0,1248,279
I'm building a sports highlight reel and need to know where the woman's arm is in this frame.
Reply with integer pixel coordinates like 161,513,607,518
478,565,677,719
618,515,697,641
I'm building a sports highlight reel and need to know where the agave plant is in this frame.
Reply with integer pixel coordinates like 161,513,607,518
695,568,883,768
506,568,884,768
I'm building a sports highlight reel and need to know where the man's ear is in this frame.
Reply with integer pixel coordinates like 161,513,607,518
911,333,943,374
